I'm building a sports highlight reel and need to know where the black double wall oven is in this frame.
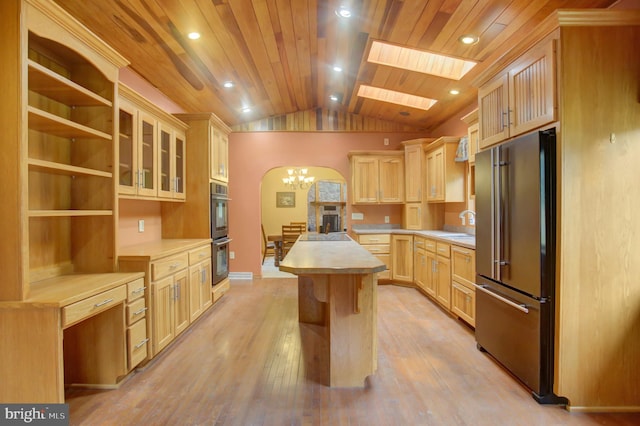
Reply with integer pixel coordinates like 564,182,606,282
211,183,230,285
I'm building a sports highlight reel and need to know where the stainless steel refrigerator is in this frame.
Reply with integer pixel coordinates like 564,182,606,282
475,128,566,404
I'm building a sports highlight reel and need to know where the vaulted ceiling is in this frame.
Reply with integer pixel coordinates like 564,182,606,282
53,0,619,131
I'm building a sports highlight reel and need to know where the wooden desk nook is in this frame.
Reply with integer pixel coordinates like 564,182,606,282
0,272,146,403
279,233,385,387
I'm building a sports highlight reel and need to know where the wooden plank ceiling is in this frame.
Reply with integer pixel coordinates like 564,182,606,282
53,0,618,131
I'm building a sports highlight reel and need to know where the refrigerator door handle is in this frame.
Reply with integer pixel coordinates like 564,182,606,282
478,285,529,314
493,149,502,280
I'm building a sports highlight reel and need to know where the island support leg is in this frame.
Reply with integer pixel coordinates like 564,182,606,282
297,273,378,387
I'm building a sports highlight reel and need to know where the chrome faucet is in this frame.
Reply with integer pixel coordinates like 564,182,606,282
458,209,476,225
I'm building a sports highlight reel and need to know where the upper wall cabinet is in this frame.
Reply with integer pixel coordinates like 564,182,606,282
210,126,229,183
0,0,129,300
118,85,188,201
158,121,186,200
349,151,404,204
402,138,433,202
478,38,556,149
424,137,465,203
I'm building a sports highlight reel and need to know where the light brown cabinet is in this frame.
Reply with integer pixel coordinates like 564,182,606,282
434,242,451,309
210,126,229,183
125,277,149,370
478,38,556,150
413,237,427,292
158,121,186,200
391,234,413,283
118,85,188,201
403,140,429,202
450,245,476,327
349,152,404,204
188,245,213,322
118,239,213,359
357,233,391,281
424,137,465,203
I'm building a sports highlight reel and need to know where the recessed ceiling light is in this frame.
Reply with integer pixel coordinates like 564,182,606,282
329,94,339,101
188,32,201,40
333,65,343,72
335,6,352,18
399,111,410,117
242,107,251,113
459,35,479,45
223,81,234,88
449,89,460,95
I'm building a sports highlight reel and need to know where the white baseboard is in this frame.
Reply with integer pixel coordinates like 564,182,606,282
229,272,253,280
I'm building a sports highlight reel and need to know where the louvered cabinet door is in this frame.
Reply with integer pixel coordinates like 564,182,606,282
478,74,509,149
508,39,556,137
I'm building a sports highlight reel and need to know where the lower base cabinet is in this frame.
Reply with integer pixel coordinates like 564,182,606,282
118,239,218,360
357,233,391,281
152,269,189,354
450,245,476,326
451,281,476,326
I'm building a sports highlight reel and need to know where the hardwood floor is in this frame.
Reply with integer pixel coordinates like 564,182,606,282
66,279,639,425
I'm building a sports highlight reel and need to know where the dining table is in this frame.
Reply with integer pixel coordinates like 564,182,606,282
267,234,283,266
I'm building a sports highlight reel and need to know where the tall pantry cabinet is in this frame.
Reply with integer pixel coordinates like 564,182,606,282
473,10,640,411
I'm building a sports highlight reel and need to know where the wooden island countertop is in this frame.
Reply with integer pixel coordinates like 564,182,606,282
279,233,385,388
279,233,386,275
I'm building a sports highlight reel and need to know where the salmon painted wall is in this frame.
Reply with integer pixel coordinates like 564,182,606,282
228,131,424,276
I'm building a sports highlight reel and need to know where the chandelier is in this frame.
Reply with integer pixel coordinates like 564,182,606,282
282,168,315,190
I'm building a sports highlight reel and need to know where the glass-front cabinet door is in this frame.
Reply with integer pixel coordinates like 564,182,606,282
174,132,186,199
118,100,137,195
137,111,157,197
157,123,186,200
158,124,172,198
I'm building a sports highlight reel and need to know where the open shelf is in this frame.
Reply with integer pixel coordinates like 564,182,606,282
28,158,113,178
28,106,112,140
27,106,113,140
28,60,112,108
28,210,113,218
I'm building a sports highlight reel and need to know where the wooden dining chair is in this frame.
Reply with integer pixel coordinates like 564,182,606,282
290,221,307,231
261,224,275,265
282,224,303,258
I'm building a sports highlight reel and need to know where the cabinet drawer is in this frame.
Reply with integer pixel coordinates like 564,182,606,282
212,278,230,303
127,318,149,370
63,286,127,328
414,237,425,249
189,245,212,265
358,234,390,244
127,297,147,326
436,242,450,258
451,246,476,286
451,281,476,327
425,239,436,252
127,277,146,302
152,253,189,280
364,244,390,254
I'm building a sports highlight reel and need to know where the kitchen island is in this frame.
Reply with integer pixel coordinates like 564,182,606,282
279,233,386,387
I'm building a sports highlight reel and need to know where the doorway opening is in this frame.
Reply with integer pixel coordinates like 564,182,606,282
260,166,346,277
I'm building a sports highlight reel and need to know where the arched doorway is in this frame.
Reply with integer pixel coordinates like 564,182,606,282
260,166,346,275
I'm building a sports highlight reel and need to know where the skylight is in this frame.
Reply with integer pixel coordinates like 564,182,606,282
357,85,437,111
367,40,476,80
